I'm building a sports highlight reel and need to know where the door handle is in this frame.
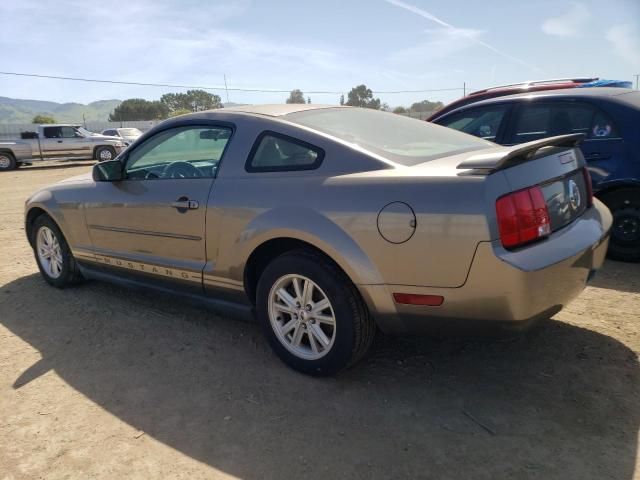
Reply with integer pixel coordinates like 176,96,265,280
171,198,199,211
57,140,63,143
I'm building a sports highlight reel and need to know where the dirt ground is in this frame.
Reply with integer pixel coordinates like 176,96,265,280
0,160,639,480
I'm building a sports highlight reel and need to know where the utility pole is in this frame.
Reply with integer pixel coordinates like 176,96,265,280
463,81,466,96
223,74,230,104
635,74,639,90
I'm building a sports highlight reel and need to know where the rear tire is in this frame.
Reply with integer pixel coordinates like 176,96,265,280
256,250,375,376
95,146,116,162
600,188,640,262
0,152,17,171
32,215,83,288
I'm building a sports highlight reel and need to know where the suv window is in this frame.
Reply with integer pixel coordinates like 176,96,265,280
438,105,509,141
125,125,232,180
509,102,618,144
247,132,323,172
43,127,62,139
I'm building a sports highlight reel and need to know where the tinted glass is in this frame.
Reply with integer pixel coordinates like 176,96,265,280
43,127,62,139
511,105,552,143
125,126,231,180
248,134,321,171
590,111,619,138
439,105,509,141
510,102,618,144
286,108,491,166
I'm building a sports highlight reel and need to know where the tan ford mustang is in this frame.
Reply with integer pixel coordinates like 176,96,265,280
24,104,612,375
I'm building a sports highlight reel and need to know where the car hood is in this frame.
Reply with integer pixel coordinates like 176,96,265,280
55,172,94,185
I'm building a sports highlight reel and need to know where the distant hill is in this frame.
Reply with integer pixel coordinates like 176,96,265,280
0,97,121,124
0,97,248,124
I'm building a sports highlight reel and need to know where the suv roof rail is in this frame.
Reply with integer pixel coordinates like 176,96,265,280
469,77,598,96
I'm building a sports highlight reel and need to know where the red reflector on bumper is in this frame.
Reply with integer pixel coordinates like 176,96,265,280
393,293,444,306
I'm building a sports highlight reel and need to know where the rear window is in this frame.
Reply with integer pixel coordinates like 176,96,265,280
247,132,323,172
285,108,492,166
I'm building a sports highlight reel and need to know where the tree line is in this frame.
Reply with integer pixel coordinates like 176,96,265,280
108,89,223,122
96,84,444,122
288,84,443,114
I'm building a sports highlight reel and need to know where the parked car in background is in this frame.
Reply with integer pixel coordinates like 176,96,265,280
101,127,143,146
24,104,611,375
431,87,640,262
0,124,126,171
427,77,632,121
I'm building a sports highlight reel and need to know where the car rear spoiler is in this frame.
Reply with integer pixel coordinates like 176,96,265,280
457,133,585,174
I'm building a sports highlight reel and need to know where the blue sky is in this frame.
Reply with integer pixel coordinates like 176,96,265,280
0,0,638,107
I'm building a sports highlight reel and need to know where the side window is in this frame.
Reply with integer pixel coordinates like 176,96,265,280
590,111,618,139
125,125,232,180
103,130,116,136
509,102,619,144
439,105,509,141
43,127,62,139
510,105,552,143
60,126,79,138
246,132,323,172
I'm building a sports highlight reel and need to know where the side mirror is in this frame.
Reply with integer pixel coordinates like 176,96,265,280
93,159,124,182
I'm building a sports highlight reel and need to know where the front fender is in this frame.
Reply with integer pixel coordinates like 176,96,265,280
226,206,385,286
25,186,91,252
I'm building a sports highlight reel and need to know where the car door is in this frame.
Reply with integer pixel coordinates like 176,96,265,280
434,103,512,143
577,108,625,187
504,100,625,187
40,126,66,158
59,126,92,157
83,123,233,293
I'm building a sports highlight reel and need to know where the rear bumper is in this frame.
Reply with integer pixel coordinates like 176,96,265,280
359,199,612,335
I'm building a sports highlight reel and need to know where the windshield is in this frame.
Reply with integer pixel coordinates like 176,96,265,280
285,107,493,166
118,128,142,136
75,127,96,137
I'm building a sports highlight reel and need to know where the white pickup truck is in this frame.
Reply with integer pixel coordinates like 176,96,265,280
0,124,127,171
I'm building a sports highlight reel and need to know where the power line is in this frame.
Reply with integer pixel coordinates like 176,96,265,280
0,71,465,95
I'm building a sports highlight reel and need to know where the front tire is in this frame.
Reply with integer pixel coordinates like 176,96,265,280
32,215,83,288
0,152,16,171
95,146,116,162
600,188,640,262
256,250,375,376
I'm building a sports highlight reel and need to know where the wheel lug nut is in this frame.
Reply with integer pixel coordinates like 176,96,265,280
305,304,311,311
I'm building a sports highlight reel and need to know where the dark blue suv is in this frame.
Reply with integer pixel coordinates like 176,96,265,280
431,87,640,262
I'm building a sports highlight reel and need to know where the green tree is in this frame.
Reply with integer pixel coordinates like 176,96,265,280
108,99,169,121
286,89,306,104
339,94,345,105
345,84,381,109
409,99,444,112
32,114,56,124
161,90,222,113
307,97,311,104
393,106,407,114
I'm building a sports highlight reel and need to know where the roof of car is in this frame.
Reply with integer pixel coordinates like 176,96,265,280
220,103,345,117
449,87,639,112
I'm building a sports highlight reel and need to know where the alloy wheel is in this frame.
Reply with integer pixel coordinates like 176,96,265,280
36,226,63,279
268,274,336,360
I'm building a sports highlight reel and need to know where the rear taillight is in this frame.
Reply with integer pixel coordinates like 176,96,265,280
496,185,551,249
583,167,593,207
